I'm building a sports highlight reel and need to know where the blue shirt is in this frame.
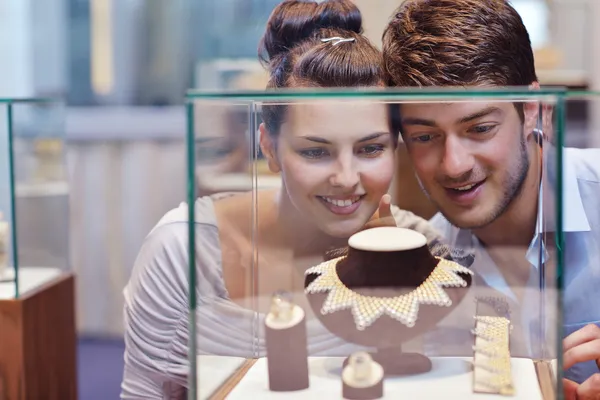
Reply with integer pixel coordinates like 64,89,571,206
429,146,600,384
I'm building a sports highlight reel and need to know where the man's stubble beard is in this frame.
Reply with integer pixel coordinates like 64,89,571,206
419,134,531,230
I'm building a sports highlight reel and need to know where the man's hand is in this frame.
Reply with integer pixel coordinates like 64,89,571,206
362,194,395,231
563,323,600,400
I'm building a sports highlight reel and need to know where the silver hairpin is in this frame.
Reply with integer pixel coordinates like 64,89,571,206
321,36,355,46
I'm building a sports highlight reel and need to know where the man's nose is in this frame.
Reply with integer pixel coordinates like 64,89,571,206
440,136,475,179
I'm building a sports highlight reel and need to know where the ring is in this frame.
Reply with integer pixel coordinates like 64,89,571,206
270,291,294,322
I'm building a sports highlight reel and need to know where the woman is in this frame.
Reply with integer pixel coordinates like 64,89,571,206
121,1,461,398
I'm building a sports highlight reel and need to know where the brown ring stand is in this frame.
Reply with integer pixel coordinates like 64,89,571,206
305,227,473,376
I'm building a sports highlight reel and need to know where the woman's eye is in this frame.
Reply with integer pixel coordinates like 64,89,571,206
299,148,328,159
359,144,385,156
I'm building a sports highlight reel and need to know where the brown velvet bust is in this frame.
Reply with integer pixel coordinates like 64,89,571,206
304,227,473,375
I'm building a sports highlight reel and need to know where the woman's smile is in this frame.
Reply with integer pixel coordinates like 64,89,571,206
316,194,366,215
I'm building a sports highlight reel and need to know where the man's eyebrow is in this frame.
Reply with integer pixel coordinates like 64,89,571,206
457,106,503,124
401,106,503,127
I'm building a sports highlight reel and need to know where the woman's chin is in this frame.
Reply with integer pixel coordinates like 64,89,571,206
319,219,368,240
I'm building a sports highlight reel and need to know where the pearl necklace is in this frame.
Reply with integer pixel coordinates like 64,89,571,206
305,256,473,331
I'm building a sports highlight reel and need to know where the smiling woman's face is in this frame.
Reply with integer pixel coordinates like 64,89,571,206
265,101,396,238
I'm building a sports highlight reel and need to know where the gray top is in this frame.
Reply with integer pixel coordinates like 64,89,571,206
120,193,448,399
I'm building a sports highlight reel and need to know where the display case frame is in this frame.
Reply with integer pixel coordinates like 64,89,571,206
184,87,572,400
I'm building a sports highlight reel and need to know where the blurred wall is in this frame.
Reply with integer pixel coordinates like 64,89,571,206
66,107,186,336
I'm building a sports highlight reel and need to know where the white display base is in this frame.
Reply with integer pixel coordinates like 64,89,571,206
197,356,247,399
0,267,15,281
15,181,70,197
224,357,543,400
0,266,62,299
551,359,557,381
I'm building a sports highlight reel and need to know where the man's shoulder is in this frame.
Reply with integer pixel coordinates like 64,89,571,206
428,212,455,236
565,147,600,183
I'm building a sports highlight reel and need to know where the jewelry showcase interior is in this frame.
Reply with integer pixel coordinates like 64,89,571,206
187,89,563,399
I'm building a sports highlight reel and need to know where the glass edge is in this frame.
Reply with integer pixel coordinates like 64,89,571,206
555,95,566,398
6,103,19,298
185,86,571,101
0,97,63,104
185,101,198,400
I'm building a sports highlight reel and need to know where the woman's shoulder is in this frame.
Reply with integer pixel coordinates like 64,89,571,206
125,193,245,303
149,192,239,232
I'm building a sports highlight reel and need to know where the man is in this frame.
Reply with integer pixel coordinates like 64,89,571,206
382,0,600,397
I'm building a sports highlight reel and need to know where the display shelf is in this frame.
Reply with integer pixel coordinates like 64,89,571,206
204,357,544,400
0,273,77,400
196,356,248,399
14,181,70,198
0,267,63,299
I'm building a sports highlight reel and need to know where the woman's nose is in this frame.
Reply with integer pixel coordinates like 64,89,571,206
329,159,359,188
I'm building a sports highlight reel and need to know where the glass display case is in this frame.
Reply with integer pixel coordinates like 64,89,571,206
0,97,69,299
0,97,76,400
185,87,572,399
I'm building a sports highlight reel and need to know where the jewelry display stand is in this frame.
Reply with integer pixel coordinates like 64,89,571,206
264,292,310,391
0,267,77,400
304,227,473,376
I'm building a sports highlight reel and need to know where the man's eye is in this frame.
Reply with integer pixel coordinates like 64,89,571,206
299,148,328,159
470,124,496,134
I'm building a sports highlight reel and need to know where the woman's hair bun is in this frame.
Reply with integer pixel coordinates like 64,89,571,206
259,0,363,65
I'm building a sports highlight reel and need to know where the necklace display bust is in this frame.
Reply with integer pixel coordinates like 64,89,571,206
305,227,473,375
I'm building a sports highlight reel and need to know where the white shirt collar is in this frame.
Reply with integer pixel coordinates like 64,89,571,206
526,146,591,267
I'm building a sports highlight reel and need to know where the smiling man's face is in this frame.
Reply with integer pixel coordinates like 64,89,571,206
400,101,533,229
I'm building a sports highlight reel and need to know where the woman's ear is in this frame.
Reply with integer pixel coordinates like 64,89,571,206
259,123,281,173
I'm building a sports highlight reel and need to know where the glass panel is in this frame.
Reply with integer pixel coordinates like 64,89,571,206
0,104,12,290
0,99,68,299
187,88,564,399
556,91,600,390
186,97,259,400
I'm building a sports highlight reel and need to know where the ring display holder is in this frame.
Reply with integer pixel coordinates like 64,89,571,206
265,292,310,391
341,352,384,400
